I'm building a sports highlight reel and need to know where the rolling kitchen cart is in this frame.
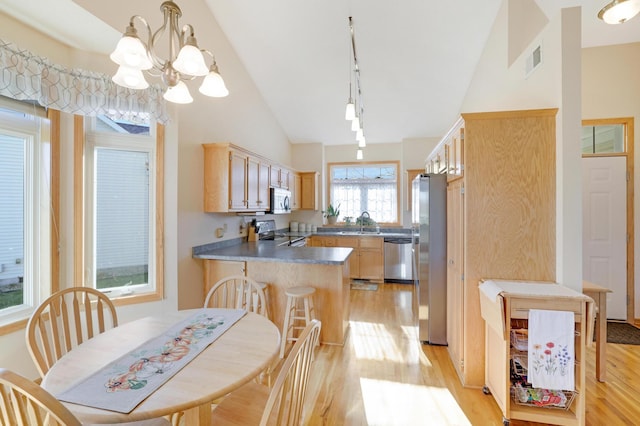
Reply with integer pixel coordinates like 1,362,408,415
479,280,593,426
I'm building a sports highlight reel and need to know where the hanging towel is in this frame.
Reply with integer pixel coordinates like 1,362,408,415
527,309,575,390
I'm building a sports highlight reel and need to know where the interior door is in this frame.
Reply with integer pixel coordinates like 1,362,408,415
582,156,627,320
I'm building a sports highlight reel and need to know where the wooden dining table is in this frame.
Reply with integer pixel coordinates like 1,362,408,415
582,280,612,382
41,310,280,425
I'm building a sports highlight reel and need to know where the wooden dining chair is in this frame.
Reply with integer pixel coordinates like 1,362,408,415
0,367,81,426
0,368,172,426
26,287,119,379
204,275,268,318
209,319,321,426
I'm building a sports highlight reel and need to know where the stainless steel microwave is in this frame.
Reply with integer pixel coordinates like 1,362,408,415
269,187,291,214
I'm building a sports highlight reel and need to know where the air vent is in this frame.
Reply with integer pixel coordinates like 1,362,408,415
525,44,542,77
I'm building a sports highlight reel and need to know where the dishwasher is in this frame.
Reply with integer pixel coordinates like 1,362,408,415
384,236,415,283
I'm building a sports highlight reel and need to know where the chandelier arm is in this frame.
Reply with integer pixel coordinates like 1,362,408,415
149,9,171,69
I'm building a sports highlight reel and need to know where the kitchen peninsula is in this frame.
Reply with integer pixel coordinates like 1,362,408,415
193,242,353,345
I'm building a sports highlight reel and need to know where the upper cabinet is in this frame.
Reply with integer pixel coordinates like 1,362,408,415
425,117,464,181
203,143,270,213
202,142,319,212
270,165,290,189
300,172,318,210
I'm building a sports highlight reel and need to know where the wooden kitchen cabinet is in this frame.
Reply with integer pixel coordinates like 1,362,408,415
247,156,270,210
300,171,319,210
290,172,301,210
431,109,557,388
270,165,290,189
313,235,383,281
203,143,270,213
357,237,383,281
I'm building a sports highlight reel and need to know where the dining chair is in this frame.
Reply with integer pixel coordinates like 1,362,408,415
204,275,268,318
0,368,172,426
26,287,119,379
209,319,321,426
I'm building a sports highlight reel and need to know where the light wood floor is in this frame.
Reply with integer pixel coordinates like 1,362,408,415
302,283,640,425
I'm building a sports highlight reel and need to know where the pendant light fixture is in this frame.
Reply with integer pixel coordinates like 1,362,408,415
598,0,640,24
110,1,229,104
347,16,367,153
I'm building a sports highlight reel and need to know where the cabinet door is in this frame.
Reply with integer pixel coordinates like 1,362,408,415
336,237,359,279
447,179,464,376
358,237,383,280
246,156,260,210
280,169,290,190
291,173,301,210
300,172,318,210
269,165,280,188
229,150,247,210
203,260,246,300
257,161,270,211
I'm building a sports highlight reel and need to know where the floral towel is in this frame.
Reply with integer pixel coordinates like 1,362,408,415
527,309,574,391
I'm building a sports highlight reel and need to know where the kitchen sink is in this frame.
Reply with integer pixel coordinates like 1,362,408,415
338,231,381,235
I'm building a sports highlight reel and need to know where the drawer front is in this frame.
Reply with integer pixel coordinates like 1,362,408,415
359,237,382,249
509,297,586,322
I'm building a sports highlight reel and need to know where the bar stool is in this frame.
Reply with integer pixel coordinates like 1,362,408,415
280,286,316,358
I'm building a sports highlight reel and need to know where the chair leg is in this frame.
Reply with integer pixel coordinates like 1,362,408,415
280,295,295,358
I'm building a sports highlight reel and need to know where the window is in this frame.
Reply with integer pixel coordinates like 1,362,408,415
82,112,163,301
0,100,52,328
581,123,625,154
328,162,399,224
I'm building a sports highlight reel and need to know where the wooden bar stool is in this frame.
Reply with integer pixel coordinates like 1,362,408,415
280,286,316,358
256,281,270,319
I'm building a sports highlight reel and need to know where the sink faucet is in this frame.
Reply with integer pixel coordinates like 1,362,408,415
359,211,370,233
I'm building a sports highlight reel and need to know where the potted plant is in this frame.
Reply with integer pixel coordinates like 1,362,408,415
323,203,340,225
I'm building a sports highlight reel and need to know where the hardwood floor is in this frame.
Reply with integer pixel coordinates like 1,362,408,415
302,283,640,425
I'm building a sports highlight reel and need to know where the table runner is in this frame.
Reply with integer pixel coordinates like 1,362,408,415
56,308,246,413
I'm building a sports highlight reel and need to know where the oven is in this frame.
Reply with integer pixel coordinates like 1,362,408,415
255,219,305,246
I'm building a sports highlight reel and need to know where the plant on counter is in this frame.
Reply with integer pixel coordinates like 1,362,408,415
356,215,376,226
323,203,340,218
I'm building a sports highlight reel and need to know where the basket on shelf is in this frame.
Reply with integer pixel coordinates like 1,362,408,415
510,328,529,351
511,383,577,411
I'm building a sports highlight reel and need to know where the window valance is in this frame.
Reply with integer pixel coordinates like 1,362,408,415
0,39,169,123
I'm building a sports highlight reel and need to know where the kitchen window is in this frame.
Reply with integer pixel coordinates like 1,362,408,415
328,162,399,225
81,113,164,302
0,99,55,331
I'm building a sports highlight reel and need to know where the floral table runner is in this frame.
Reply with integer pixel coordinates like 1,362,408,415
56,308,246,413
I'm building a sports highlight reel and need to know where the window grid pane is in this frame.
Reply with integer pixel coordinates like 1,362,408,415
95,148,150,290
0,135,25,309
330,164,398,223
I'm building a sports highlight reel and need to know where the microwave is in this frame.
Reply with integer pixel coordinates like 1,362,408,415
269,188,291,214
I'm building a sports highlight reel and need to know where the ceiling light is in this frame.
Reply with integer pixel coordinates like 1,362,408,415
356,149,363,160
345,98,355,121
598,0,640,24
358,137,366,148
351,115,360,131
110,1,229,104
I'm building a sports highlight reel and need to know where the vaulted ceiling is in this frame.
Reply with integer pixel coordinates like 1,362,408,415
0,0,638,145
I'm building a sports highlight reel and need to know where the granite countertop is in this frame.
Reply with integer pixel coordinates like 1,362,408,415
193,241,353,265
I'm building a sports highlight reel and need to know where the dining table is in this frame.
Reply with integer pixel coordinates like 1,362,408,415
582,280,612,382
41,309,280,425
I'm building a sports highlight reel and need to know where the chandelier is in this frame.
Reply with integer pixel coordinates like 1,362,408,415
110,1,229,104
598,0,640,24
345,16,366,160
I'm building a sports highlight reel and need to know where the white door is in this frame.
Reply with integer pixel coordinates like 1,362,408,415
582,156,627,320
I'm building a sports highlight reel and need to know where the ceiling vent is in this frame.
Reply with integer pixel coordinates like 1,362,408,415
525,44,542,78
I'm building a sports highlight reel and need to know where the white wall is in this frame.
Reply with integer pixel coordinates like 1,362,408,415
582,42,640,317
461,2,583,291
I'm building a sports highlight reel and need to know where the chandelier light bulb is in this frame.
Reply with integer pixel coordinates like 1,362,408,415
110,28,153,70
356,128,363,140
358,136,366,148
356,148,363,160
173,37,209,76
112,65,150,89
163,81,194,104
598,0,640,24
199,64,229,97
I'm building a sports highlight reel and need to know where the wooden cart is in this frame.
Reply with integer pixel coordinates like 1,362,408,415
479,280,593,426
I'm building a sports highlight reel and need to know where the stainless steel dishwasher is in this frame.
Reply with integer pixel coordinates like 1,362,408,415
384,236,414,282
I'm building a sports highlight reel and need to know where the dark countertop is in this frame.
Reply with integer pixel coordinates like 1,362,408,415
193,241,353,265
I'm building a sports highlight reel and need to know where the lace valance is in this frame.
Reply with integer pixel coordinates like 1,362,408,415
0,39,169,123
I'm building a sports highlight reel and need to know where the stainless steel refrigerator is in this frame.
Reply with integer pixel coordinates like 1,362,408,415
412,173,447,345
